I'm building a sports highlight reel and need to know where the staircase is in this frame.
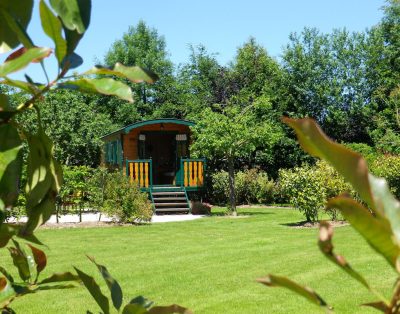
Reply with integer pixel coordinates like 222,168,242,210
150,186,190,214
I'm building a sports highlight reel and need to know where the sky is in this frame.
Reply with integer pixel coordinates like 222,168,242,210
2,0,385,82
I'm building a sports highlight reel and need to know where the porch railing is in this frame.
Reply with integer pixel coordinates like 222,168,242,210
126,159,152,188
180,158,206,188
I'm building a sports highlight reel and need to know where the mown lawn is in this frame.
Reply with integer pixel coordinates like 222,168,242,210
0,207,395,313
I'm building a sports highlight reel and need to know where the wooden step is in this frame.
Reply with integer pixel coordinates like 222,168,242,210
155,208,190,212
154,202,189,207
152,197,187,201
152,191,185,196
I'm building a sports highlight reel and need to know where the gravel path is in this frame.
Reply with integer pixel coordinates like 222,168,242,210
8,212,204,225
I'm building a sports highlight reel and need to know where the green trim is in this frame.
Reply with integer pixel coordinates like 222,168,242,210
100,118,195,140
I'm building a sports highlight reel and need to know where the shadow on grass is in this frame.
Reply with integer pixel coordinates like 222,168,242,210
280,221,318,228
209,210,275,217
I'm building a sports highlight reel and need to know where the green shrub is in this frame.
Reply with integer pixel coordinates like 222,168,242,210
279,164,325,222
370,154,400,199
102,172,153,223
279,160,353,221
210,169,276,205
236,169,275,204
210,171,230,205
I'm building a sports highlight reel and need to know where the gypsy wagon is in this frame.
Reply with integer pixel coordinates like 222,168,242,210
100,118,205,213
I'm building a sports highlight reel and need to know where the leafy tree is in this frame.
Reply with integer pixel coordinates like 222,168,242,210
101,20,176,123
282,27,372,143
191,102,282,214
13,90,115,167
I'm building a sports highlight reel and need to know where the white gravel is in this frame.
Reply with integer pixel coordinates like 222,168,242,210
8,212,204,225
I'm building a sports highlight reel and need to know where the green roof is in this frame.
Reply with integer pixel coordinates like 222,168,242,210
100,118,195,140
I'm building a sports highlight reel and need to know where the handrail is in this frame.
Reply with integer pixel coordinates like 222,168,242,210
126,159,153,188
180,158,206,188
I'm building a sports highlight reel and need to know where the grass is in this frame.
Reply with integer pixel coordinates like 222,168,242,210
0,207,396,314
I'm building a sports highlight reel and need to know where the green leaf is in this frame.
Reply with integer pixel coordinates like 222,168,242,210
27,244,47,281
122,304,148,314
0,78,41,94
61,52,83,70
0,124,22,219
39,271,79,284
368,175,400,244
8,241,31,282
39,0,67,65
23,191,56,235
0,0,33,52
87,256,123,310
59,78,133,102
283,117,376,212
85,63,159,83
326,196,400,268
0,277,16,309
148,305,193,314
0,8,34,49
74,267,109,314
25,132,53,210
0,47,52,77
318,221,376,292
36,283,77,291
129,296,153,309
50,0,91,34
63,27,83,57
362,301,389,312
0,267,14,283
257,274,331,311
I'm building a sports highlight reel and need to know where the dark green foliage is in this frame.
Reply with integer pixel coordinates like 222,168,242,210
14,90,115,167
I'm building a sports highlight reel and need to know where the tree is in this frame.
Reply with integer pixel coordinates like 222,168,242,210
13,90,115,167
282,27,372,143
190,102,282,214
101,21,176,122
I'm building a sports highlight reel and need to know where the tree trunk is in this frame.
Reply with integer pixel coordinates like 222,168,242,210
228,156,237,215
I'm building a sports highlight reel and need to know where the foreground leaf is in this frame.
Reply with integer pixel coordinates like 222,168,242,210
318,221,385,299
148,304,194,314
362,301,390,312
0,47,52,77
0,124,22,218
0,0,33,52
24,130,62,233
88,256,123,310
74,267,109,314
39,0,67,65
257,274,330,311
0,78,41,94
327,196,400,268
39,272,79,284
27,244,47,281
0,277,16,308
283,117,375,212
8,244,30,282
50,0,91,34
85,63,159,83
59,78,133,102
122,303,148,314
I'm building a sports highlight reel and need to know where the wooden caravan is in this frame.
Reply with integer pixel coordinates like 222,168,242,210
100,119,206,213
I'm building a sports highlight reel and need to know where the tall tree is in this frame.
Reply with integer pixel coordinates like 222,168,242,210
282,27,372,143
101,21,175,123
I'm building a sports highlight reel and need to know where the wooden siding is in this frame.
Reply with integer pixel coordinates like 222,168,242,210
122,123,191,173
